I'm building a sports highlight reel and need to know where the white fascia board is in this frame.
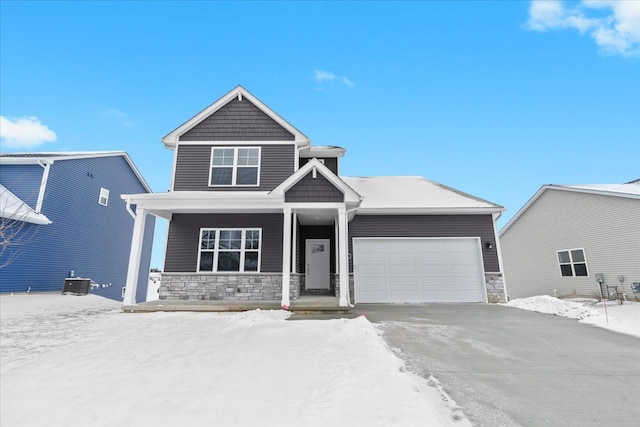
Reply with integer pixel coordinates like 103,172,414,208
161,86,311,149
175,140,298,146
272,158,362,204
550,184,640,200
355,207,505,215
0,157,55,165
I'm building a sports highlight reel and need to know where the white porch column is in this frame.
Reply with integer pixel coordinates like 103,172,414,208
123,208,147,306
281,208,293,308
338,206,350,307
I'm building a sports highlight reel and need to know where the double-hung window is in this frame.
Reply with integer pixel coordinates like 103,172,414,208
198,228,261,272
210,147,260,186
557,248,589,277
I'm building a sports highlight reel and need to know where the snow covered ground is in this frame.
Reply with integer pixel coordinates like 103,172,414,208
504,295,640,338
1,294,469,427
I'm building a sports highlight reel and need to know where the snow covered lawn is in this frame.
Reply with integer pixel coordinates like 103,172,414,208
1,294,468,427
503,295,640,338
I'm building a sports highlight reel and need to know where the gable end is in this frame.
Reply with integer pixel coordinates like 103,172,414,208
285,172,344,203
179,98,295,142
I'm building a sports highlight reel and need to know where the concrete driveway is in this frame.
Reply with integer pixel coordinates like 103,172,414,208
354,304,640,427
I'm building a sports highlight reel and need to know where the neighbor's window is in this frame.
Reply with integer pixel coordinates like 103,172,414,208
198,228,261,272
98,188,110,206
210,147,260,186
557,249,589,277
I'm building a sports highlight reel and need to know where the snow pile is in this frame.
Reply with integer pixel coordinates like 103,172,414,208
503,295,599,319
503,295,640,338
1,294,469,427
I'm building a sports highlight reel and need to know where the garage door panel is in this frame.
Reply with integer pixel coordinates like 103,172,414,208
354,238,485,303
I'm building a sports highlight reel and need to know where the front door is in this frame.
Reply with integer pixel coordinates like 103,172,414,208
305,239,330,289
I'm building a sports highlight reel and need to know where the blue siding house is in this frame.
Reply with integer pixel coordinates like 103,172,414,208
0,152,155,301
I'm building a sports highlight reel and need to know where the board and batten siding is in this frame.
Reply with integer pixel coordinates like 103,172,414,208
179,97,295,141
173,144,295,191
501,189,640,299
0,156,155,302
164,213,284,273
285,172,344,202
0,164,44,209
348,215,499,273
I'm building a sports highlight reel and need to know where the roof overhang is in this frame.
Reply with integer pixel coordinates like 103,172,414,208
0,185,51,225
499,183,640,236
161,86,311,150
0,151,152,193
299,145,346,158
355,207,504,215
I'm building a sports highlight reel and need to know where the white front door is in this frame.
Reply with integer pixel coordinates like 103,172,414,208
305,239,330,289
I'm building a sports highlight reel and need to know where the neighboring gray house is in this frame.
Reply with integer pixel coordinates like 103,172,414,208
500,181,640,300
121,86,506,308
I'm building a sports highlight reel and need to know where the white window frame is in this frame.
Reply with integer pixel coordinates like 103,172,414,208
208,147,261,187
556,248,589,277
98,188,110,206
197,228,262,273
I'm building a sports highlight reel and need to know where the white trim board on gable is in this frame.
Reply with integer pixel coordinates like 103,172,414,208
161,86,310,149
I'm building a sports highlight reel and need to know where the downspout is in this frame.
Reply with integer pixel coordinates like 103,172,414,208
35,160,51,213
125,200,136,220
343,205,361,307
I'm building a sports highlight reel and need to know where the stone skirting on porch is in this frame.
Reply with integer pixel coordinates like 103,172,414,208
160,273,300,302
485,273,506,303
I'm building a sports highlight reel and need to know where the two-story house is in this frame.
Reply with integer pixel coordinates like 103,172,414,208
0,151,155,301
122,86,506,308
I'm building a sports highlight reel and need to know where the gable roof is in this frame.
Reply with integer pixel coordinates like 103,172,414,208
0,151,152,193
0,184,51,225
271,158,362,205
342,176,504,214
161,86,310,149
499,181,640,236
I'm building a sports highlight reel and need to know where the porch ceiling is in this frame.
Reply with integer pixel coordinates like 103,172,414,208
295,208,337,225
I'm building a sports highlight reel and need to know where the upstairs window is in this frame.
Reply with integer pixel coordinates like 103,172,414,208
210,147,260,186
98,188,110,206
198,228,261,272
557,248,589,277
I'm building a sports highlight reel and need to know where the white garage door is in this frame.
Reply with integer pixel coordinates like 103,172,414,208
353,238,486,303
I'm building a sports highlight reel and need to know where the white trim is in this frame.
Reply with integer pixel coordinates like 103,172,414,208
196,228,262,273
500,184,640,236
352,236,487,304
0,152,153,193
355,207,503,215
208,146,261,187
161,86,310,148
170,143,179,191
292,212,298,273
98,188,110,206
174,140,298,146
556,247,589,277
272,158,362,205
36,161,51,213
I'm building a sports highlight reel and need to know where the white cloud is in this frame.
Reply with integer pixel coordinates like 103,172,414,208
0,116,57,149
314,70,355,87
104,108,135,127
526,0,640,56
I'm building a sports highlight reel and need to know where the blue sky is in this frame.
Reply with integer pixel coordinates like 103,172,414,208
1,1,639,269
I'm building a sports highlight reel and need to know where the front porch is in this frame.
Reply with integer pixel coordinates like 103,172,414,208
123,295,350,314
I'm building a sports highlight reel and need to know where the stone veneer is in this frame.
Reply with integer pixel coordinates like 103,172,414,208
485,273,506,303
160,273,300,301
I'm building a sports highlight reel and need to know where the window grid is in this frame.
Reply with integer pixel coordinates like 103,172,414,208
209,147,260,187
557,248,589,277
198,228,261,272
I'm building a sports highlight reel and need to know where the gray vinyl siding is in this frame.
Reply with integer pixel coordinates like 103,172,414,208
348,215,498,272
285,172,344,202
500,189,640,299
173,144,295,191
299,157,339,175
179,98,295,141
164,213,284,273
